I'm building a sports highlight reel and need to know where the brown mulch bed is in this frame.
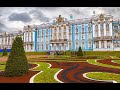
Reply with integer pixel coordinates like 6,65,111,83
0,64,39,83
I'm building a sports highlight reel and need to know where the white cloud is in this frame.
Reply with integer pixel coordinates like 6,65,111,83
0,7,120,32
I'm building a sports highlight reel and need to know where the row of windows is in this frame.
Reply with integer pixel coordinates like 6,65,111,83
95,41,111,48
95,23,109,30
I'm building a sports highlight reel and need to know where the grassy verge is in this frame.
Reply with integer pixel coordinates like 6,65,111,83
87,59,120,69
86,51,120,57
0,61,6,71
30,62,61,83
112,60,120,64
86,72,120,83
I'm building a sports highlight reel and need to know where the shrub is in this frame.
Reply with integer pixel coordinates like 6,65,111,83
77,47,83,56
4,36,29,77
2,48,7,56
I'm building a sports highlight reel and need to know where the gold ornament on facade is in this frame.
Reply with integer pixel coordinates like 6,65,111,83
99,14,104,21
56,15,64,24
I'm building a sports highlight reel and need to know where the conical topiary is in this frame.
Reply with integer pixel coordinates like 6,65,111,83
2,48,7,56
77,47,84,56
4,36,29,77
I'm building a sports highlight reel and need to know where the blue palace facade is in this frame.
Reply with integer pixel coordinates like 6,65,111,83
0,13,120,52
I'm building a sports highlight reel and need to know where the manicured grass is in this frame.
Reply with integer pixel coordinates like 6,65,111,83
87,59,120,69
30,62,61,83
110,56,119,59
26,52,47,55
86,72,120,83
86,51,120,57
112,60,120,64
0,61,6,71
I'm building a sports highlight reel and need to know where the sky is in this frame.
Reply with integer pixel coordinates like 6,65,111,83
0,7,120,33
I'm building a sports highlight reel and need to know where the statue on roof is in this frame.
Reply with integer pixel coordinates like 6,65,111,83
56,15,64,24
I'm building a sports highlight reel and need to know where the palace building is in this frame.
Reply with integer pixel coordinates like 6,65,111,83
0,12,120,52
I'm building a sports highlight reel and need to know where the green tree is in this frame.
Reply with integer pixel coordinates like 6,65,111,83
4,36,29,77
2,48,7,56
77,47,84,56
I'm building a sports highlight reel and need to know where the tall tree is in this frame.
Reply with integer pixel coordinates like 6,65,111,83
4,36,29,77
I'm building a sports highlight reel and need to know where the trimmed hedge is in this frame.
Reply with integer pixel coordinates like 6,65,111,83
4,36,29,77
2,48,7,56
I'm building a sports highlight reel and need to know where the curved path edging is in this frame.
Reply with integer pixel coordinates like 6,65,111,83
54,69,64,83
29,62,64,83
83,72,117,83
47,62,64,83
29,71,43,83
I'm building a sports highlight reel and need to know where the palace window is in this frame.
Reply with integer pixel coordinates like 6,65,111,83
76,28,78,33
42,44,43,50
82,42,84,48
96,41,99,48
89,42,92,48
46,44,48,50
106,23,109,30
114,25,118,30
95,25,98,30
46,30,48,35
107,41,111,48
100,22,104,30
101,41,104,48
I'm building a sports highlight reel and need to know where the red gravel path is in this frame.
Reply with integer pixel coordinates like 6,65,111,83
45,61,120,83
0,64,39,83
98,59,120,66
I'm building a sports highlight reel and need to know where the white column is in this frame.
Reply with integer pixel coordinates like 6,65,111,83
29,32,31,42
24,32,26,42
61,28,63,39
109,21,112,36
66,26,69,40
92,24,95,37
104,41,107,48
104,22,106,36
56,28,58,40
29,45,31,51
0,37,1,44
98,23,101,37
26,45,27,51
99,41,101,48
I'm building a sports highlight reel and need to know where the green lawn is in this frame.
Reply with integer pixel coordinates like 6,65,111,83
112,60,120,64
0,61,6,71
30,62,61,83
87,59,120,69
86,72,120,83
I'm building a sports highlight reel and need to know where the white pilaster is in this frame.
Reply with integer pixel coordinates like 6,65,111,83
0,37,1,44
92,24,95,37
104,22,106,36
104,41,107,48
24,32,25,42
109,21,112,36
98,23,101,37
99,41,101,48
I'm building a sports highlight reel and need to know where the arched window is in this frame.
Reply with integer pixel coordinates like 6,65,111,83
101,41,104,48
107,41,110,48
100,22,104,30
106,23,109,30
89,42,91,48
95,25,98,30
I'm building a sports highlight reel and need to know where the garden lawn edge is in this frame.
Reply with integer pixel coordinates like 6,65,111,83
83,72,117,83
54,69,64,83
29,71,43,83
